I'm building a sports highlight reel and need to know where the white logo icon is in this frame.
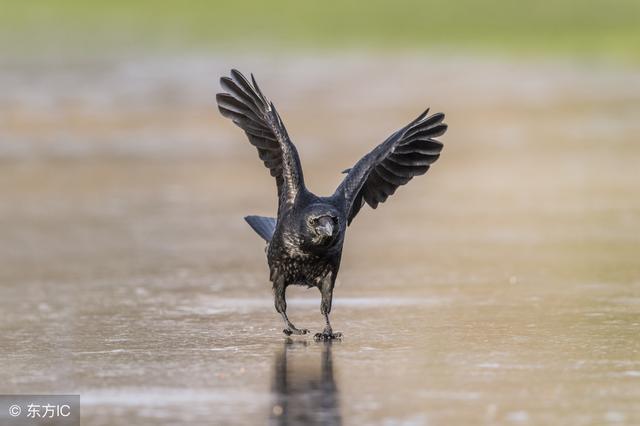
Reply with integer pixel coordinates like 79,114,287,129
9,404,22,417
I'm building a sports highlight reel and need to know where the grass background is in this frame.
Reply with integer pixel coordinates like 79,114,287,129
2,0,639,61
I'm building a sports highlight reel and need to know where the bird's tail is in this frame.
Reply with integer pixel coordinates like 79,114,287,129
245,215,277,242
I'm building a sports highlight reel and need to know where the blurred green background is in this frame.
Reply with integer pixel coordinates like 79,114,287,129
2,0,639,60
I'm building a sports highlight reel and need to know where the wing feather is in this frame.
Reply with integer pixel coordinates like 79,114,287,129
336,109,447,225
216,70,304,211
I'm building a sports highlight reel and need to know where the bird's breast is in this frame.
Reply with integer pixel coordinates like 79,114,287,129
269,251,333,288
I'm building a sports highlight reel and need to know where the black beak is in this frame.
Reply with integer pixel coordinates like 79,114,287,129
316,216,334,237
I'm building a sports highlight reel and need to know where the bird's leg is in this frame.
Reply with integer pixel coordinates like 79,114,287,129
280,312,309,336
274,282,309,336
314,311,342,341
315,277,342,341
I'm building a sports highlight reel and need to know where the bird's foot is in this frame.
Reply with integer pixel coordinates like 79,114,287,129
314,330,342,341
283,327,309,336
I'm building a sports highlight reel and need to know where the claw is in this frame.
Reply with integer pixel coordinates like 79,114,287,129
314,331,342,341
283,327,309,336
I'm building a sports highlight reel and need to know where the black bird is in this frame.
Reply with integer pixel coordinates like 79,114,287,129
216,70,447,340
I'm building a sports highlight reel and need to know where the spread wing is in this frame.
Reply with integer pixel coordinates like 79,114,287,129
336,109,447,225
216,69,305,212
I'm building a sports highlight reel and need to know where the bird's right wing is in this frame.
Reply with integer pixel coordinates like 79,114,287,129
335,109,447,225
217,70,305,212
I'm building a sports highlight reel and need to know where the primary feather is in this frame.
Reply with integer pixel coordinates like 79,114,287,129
336,109,446,224
216,70,304,213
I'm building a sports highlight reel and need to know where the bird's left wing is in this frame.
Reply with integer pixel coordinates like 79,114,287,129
335,109,447,225
216,70,304,212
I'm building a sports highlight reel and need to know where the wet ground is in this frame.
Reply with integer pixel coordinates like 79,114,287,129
1,54,639,425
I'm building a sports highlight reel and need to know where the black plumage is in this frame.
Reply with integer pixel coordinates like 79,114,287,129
217,69,447,340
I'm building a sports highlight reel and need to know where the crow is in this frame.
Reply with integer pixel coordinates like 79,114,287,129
216,70,447,340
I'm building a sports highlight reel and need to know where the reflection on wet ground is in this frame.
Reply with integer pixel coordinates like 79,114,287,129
1,54,639,425
270,340,341,425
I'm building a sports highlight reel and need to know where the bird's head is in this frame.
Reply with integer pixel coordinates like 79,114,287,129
302,205,340,247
